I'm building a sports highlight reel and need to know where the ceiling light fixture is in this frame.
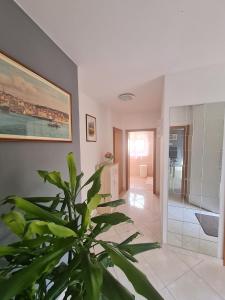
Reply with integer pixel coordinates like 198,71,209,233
118,93,135,101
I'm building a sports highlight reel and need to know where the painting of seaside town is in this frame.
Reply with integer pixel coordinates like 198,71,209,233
0,52,72,141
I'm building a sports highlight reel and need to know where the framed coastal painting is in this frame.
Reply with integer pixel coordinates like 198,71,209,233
86,114,96,142
0,51,72,141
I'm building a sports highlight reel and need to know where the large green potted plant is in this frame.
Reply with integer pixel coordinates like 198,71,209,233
0,153,163,300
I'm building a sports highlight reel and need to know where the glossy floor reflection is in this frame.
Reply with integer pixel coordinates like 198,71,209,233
100,176,225,300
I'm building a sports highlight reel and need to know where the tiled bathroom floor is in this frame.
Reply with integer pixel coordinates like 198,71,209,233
168,194,219,256
100,178,225,300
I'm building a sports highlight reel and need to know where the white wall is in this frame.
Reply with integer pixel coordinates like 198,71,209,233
164,64,225,107
79,91,113,199
121,111,160,130
79,81,163,198
170,106,193,127
162,63,225,258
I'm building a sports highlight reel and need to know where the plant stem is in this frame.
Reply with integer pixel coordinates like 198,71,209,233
65,193,73,264
66,194,73,222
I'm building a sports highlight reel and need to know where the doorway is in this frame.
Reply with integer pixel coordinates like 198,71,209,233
169,125,189,201
126,129,156,194
113,127,123,194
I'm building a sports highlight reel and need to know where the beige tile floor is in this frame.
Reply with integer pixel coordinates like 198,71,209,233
100,176,225,300
168,193,219,256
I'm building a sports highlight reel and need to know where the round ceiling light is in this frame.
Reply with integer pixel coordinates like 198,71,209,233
118,93,135,101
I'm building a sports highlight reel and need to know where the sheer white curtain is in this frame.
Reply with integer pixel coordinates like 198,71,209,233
128,132,149,158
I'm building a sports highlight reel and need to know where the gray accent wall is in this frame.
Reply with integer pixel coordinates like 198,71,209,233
0,0,81,199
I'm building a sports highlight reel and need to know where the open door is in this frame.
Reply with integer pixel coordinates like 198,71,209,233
169,125,189,200
113,127,123,194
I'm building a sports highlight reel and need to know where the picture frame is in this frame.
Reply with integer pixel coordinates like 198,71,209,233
86,114,97,142
0,50,72,142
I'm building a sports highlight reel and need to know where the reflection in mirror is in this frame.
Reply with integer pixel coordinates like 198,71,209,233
167,103,225,257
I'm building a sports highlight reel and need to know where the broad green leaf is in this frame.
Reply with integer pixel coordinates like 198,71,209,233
119,243,160,256
120,250,138,263
82,254,103,300
7,196,66,225
38,170,68,192
38,278,47,299
11,236,52,249
37,170,49,181
75,203,86,215
45,222,77,237
92,212,132,225
87,176,101,202
48,262,67,280
92,223,112,238
50,194,61,210
2,211,25,237
15,283,36,300
0,240,73,300
26,221,77,238
44,258,80,300
98,252,113,268
8,253,34,266
87,194,102,212
79,166,104,200
71,293,83,300
67,152,77,195
120,232,140,245
101,267,135,300
83,166,104,187
73,166,105,204
101,243,164,300
0,246,25,257
75,203,90,232
24,196,60,203
34,203,63,216
44,275,68,300
98,193,111,198
98,199,126,208
74,172,84,196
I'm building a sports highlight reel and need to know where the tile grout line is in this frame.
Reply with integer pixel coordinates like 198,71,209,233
165,267,191,290
103,184,225,300
191,264,225,300
166,258,224,300
141,249,191,291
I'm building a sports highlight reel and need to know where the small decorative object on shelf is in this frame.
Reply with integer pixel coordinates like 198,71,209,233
104,151,114,163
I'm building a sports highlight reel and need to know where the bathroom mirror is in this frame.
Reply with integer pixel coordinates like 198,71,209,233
167,102,225,257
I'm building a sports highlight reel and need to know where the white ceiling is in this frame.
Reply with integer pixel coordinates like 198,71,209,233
16,0,225,113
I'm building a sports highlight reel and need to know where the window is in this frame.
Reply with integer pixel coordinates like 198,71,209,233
128,132,149,157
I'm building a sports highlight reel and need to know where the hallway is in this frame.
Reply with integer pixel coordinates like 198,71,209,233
101,181,225,300
121,177,161,243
